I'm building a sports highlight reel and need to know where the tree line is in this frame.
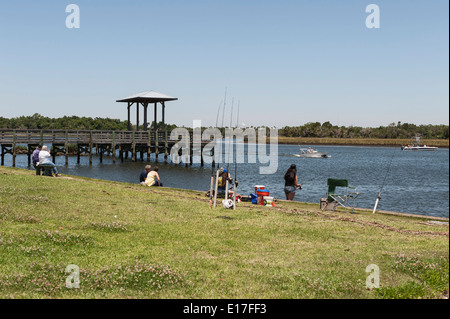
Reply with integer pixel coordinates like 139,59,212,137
0,113,177,132
0,114,448,140
279,121,449,139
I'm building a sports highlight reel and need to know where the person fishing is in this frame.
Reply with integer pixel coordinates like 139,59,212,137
32,145,42,175
284,164,301,200
217,168,234,197
38,145,61,177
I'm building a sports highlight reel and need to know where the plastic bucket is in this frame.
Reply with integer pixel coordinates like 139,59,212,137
264,196,274,206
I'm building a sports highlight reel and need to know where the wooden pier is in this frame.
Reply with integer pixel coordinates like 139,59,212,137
0,129,210,167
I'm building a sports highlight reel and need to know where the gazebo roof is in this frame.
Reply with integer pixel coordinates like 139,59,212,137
116,90,178,103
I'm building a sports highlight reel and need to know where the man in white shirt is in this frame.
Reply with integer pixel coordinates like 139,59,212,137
38,145,61,177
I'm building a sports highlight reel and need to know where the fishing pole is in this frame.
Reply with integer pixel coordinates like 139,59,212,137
226,97,234,170
234,100,240,181
218,88,227,170
209,100,222,208
233,100,240,210
225,98,234,200
373,147,397,214
214,88,228,207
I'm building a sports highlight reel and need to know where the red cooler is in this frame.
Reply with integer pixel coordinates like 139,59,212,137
254,185,264,194
256,189,270,205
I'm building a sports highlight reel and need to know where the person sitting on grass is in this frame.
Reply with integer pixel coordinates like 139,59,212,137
139,165,151,185
144,166,163,187
32,145,42,174
38,145,61,177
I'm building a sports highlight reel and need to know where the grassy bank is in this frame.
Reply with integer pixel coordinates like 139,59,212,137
274,137,449,148
0,166,448,299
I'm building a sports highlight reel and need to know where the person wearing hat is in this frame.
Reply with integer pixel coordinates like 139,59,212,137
38,145,61,177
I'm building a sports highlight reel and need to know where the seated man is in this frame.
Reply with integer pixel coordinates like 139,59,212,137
139,165,151,185
32,145,43,175
38,145,60,177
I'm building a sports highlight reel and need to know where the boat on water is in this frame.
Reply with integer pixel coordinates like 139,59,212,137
293,147,329,158
401,135,438,151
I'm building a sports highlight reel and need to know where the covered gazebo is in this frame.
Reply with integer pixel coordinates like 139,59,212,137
116,90,178,131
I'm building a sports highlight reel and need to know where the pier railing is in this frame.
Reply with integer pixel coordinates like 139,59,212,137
0,129,205,166
0,129,175,145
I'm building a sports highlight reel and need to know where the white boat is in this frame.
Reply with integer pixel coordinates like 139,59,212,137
401,145,438,151
401,135,438,151
294,147,329,158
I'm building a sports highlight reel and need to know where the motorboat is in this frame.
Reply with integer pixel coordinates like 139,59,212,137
294,147,329,158
401,145,438,151
401,135,438,151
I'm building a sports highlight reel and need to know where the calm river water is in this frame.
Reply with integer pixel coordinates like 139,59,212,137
4,143,449,218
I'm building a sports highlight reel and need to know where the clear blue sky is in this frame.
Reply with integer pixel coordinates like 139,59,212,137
0,0,448,128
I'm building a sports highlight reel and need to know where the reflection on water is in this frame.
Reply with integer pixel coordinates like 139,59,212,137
3,144,449,218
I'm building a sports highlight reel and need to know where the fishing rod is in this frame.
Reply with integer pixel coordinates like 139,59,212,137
234,100,240,180
373,147,397,214
214,88,228,207
217,88,227,171
225,98,234,200
233,100,240,210
209,100,222,209
226,97,234,170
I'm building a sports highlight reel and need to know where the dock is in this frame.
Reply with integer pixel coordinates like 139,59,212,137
0,129,210,167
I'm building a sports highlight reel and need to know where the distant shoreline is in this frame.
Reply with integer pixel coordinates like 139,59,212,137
11,136,450,151
272,137,449,148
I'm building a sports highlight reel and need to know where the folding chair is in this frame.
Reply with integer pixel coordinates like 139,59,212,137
323,178,360,213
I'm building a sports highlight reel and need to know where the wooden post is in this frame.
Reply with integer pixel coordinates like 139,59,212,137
89,131,93,165
52,131,56,164
136,102,139,131
213,169,220,208
27,145,32,166
143,103,148,131
12,130,16,167
155,129,159,162
146,131,151,162
65,130,69,165
112,131,116,164
154,102,157,132
127,102,131,131
164,129,168,163
132,131,136,162
162,102,165,131
225,178,229,200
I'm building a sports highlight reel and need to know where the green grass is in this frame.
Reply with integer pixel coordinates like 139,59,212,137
0,166,448,299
